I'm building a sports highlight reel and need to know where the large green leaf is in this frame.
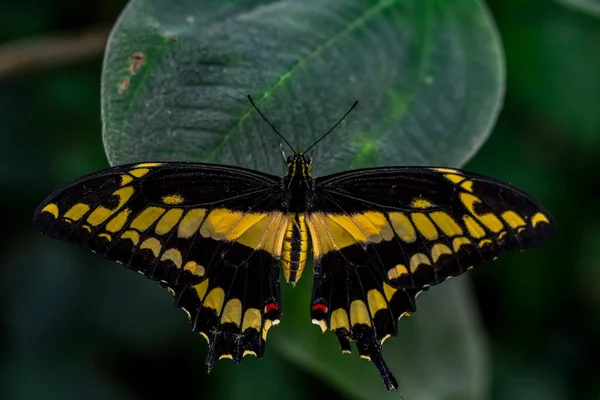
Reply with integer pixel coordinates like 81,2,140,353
102,0,503,398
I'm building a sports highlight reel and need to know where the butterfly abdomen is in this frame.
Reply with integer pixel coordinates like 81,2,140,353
281,213,308,284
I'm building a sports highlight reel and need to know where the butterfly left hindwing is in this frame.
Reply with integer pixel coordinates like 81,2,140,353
34,161,288,365
305,166,555,389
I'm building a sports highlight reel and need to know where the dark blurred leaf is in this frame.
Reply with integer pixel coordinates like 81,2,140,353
555,0,600,16
102,0,504,397
496,0,600,147
5,355,128,400
1,240,129,400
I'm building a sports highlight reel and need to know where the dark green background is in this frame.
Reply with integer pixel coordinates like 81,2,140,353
1,0,598,399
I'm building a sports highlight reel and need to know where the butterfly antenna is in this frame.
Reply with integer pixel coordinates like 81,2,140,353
248,95,296,153
304,100,358,154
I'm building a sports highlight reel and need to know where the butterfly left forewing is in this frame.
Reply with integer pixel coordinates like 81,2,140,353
34,161,288,366
306,166,555,388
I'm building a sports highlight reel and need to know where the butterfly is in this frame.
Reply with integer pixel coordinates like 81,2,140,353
33,96,555,390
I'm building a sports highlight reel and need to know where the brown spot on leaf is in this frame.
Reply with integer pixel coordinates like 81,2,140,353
118,76,130,94
129,52,146,75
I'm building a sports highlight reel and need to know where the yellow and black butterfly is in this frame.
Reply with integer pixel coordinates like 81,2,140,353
33,97,555,390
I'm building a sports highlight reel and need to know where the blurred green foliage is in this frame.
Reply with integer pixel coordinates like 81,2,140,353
1,0,599,399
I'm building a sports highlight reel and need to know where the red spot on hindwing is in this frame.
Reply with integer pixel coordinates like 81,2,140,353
265,302,279,313
312,303,327,313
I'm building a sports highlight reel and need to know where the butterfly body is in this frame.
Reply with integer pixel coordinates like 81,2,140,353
34,155,555,390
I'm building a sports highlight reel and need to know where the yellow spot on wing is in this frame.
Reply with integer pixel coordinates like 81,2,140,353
204,287,225,314
305,215,329,257
242,308,262,332
87,186,134,226
131,207,165,231
452,236,471,252
193,279,209,300
433,167,459,174
199,331,210,344
161,194,184,205
41,203,59,218
120,230,140,245
410,253,431,272
330,308,350,331
135,162,163,168
129,168,149,177
221,298,242,326
200,209,249,239
306,212,393,257
461,181,473,192
106,209,131,232
236,212,287,255
350,300,371,327
443,173,465,184
140,237,161,257
430,211,463,236
155,208,183,235
411,198,434,209
98,233,112,241
431,243,452,262
531,212,550,227
308,213,358,255
460,192,504,233
326,214,368,242
243,350,257,358
353,211,394,241
389,212,417,242
387,264,408,280
463,215,486,239
160,248,182,268
262,319,273,341
178,209,206,238
501,211,526,228
120,174,133,186
382,283,397,301
219,354,233,360
411,213,438,240
241,308,261,332
64,203,90,221
367,289,387,315
479,239,493,247
184,261,205,276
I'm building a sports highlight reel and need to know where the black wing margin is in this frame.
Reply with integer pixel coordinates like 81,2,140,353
33,161,288,368
306,166,555,389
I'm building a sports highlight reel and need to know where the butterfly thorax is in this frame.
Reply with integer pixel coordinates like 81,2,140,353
283,152,313,213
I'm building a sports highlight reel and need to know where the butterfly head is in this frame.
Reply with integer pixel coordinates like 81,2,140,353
286,152,312,179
